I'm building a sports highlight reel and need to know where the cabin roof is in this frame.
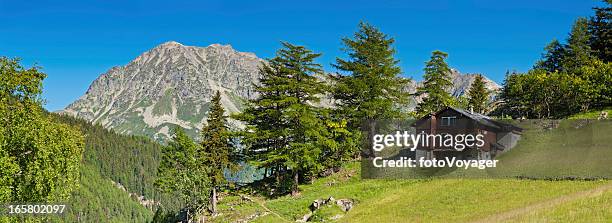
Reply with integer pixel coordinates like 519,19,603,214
416,107,523,132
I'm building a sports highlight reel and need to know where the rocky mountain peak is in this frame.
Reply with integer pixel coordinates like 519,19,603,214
447,68,501,97
160,40,183,47
63,41,263,141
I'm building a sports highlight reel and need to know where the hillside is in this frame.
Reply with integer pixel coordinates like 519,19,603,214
57,165,154,222
211,162,611,223
211,119,612,222
49,114,180,222
568,107,612,119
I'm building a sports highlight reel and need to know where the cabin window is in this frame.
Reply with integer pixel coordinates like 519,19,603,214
440,116,456,126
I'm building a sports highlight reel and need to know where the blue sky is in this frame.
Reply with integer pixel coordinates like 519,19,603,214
0,0,605,111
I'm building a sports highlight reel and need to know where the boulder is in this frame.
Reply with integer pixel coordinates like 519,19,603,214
310,199,325,212
599,111,608,120
336,199,354,212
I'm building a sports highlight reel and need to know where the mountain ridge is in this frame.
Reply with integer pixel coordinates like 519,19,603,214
62,41,262,141
61,41,501,141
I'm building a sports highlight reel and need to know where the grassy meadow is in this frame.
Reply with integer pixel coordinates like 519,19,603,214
211,161,611,222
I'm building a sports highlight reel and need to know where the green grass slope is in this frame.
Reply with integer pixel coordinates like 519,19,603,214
502,188,612,222
568,107,612,119
492,119,612,178
214,162,611,223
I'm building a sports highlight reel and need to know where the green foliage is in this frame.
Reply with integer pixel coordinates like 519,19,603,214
52,114,181,222
534,3,611,73
534,39,566,72
155,128,210,218
499,69,593,118
588,1,612,62
466,74,490,114
274,43,332,194
0,57,84,208
236,42,346,195
415,50,454,116
569,106,612,119
562,18,597,73
333,22,410,127
331,22,408,162
577,60,612,108
56,165,154,223
318,112,358,172
500,3,612,118
52,114,175,204
202,91,237,185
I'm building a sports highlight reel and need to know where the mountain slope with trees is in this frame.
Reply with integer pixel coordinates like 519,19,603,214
50,113,182,222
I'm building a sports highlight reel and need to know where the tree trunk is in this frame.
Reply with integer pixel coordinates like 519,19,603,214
275,165,280,184
367,120,376,158
187,208,190,223
210,187,217,215
291,170,299,196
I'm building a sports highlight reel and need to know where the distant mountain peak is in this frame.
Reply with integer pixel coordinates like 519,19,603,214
62,42,263,141
161,40,183,46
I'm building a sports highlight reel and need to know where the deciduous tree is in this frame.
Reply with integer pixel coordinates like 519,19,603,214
0,57,84,222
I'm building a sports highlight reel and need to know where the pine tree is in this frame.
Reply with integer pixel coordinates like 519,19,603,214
200,90,237,214
235,42,333,196
234,46,291,185
562,17,596,73
534,39,567,72
332,22,410,159
415,51,454,116
588,1,612,62
467,74,490,114
333,22,410,128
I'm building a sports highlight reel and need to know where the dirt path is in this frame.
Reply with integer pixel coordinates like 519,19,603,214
471,182,612,223
238,194,292,222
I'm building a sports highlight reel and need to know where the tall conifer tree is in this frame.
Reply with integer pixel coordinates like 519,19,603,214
534,39,567,72
236,42,333,195
588,1,612,62
563,18,596,73
467,74,489,114
201,90,237,214
332,22,409,158
333,22,410,128
415,51,454,116
234,51,291,182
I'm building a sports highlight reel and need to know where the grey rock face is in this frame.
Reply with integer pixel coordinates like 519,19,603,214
63,41,263,141
447,68,501,98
